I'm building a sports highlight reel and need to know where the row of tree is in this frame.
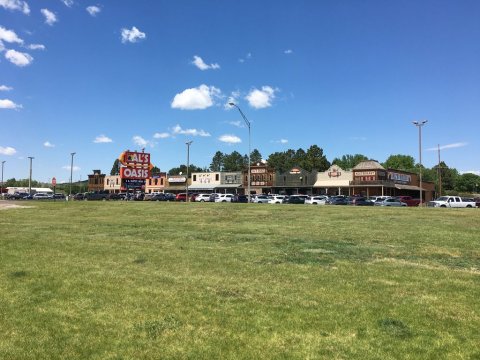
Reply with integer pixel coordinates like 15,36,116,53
165,147,480,194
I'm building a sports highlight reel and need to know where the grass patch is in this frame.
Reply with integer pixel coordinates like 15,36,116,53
0,202,479,359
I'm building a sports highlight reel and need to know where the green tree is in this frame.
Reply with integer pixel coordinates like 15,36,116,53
168,164,203,176
151,166,161,174
210,151,224,171
332,154,368,170
383,154,416,171
223,151,245,171
110,159,120,175
455,173,480,193
432,162,458,191
303,145,330,172
250,149,263,165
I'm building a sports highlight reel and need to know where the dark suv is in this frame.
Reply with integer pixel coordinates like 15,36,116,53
85,191,109,200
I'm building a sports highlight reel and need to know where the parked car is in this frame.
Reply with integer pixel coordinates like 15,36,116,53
328,196,348,205
209,193,222,202
52,193,66,200
73,193,85,200
107,193,123,200
253,195,270,203
85,191,109,200
7,192,29,200
369,196,391,203
33,193,52,200
215,194,234,202
375,198,407,207
268,195,287,204
176,193,196,202
395,196,421,207
283,195,306,204
232,194,248,203
195,193,212,202
350,197,374,206
150,193,168,201
190,193,200,202
305,195,328,205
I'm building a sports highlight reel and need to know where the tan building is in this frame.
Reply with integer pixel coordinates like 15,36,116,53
164,174,189,194
88,170,105,192
144,173,167,193
314,165,353,196
104,175,121,193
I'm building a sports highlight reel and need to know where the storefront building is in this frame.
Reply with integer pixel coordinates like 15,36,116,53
144,173,167,193
273,167,317,195
243,164,276,195
313,165,353,196
104,175,121,193
164,174,189,194
350,160,435,201
88,170,105,192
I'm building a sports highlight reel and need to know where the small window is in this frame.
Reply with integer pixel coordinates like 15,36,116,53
215,174,219,181
161,178,164,185
193,175,197,181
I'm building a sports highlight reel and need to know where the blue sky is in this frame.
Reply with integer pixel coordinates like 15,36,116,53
1,0,479,183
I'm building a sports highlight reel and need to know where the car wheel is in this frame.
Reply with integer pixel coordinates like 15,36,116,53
200,199,205,202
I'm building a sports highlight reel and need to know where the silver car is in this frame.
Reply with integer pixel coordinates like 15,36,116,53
375,198,407,207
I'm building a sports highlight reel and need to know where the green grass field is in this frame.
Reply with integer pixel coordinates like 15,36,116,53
1,202,479,359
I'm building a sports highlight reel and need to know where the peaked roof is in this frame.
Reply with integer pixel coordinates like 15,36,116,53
353,160,385,170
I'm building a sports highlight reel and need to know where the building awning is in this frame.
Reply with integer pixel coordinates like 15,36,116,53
189,183,241,190
395,184,422,191
313,180,350,187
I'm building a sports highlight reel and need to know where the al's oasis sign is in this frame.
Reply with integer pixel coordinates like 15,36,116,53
118,150,154,180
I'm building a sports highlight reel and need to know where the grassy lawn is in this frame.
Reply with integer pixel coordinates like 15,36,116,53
1,201,479,359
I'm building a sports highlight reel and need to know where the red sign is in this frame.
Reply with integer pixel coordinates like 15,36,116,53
120,151,150,166
52,177,57,186
120,167,150,180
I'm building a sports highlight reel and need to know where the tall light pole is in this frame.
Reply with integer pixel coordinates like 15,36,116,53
229,102,251,203
28,156,34,195
185,141,193,203
70,152,76,197
413,120,427,205
1,160,5,199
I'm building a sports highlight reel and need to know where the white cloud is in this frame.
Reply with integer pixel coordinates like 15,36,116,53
245,86,276,109
426,142,468,151
171,84,221,110
5,49,33,66
0,26,24,45
27,43,45,50
0,146,17,155
219,134,241,144
0,85,12,91
63,165,80,171
121,26,146,43
224,90,240,110
0,99,22,109
192,55,220,71
93,135,113,143
0,0,30,14
228,120,244,128
284,49,293,54
238,52,252,63
460,170,480,176
43,141,55,148
153,132,170,139
61,0,74,7
172,124,211,137
132,135,154,148
86,5,101,16
279,139,288,144
41,9,58,26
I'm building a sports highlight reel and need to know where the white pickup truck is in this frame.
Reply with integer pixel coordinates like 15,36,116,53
427,196,476,208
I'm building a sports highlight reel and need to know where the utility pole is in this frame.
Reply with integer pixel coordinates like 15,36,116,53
437,144,442,197
70,152,76,197
412,120,427,205
1,160,5,199
185,141,193,202
28,156,34,195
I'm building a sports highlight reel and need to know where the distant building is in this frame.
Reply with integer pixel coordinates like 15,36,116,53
144,172,167,193
88,170,105,192
274,167,317,195
104,175,121,193
314,165,353,196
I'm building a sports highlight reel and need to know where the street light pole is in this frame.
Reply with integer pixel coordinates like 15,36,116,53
229,102,251,203
1,160,5,199
413,120,427,205
186,141,193,203
70,152,76,197
28,156,34,195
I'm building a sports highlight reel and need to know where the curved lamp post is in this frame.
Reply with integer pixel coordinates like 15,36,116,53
229,103,251,203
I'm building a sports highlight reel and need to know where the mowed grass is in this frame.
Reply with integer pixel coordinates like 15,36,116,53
0,201,479,359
